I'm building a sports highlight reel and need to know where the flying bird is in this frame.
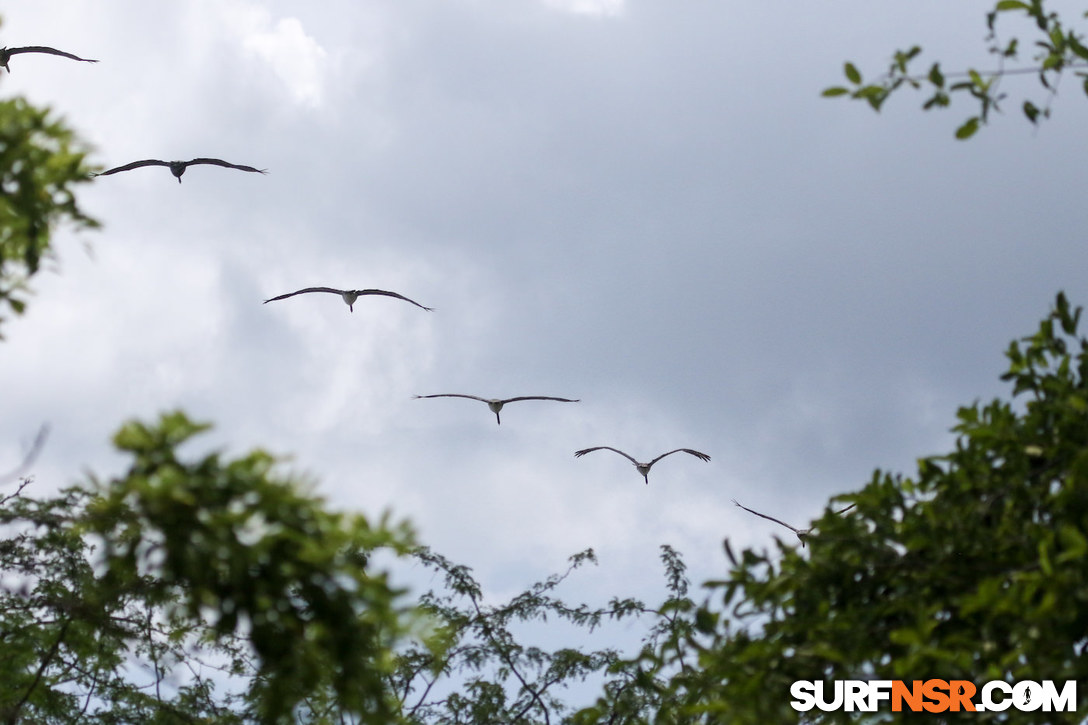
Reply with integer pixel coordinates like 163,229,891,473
732,499,856,548
574,446,711,484
413,394,580,425
0,423,49,485
264,287,433,312
0,46,98,72
93,158,267,183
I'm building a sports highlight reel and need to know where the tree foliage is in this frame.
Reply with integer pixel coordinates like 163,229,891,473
1,411,420,723
390,545,690,724
85,411,419,722
6,8,1088,725
823,2,1088,138
0,93,99,335
577,293,1088,723
0,17,676,721
2,438,698,724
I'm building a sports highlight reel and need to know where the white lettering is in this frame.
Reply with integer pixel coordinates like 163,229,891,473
793,679,1077,714
843,680,867,711
866,680,892,711
1013,681,1042,711
790,681,816,712
815,680,844,712
980,681,1011,712
1040,680,1076,712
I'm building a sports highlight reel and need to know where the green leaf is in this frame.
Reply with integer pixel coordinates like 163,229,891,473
955,116,981,139
1038,540,1054,575
0,99,100,337
855,85,889,111
694,607,718,634
822,87,850,97
1070,34,1088,60
994,0,1030,10
1057,525,1088,562
844,62,862,84
928,63,945,87
923,92,950,109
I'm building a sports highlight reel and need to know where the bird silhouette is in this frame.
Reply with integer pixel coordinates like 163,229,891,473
93,158,267,183
264,287,433,312
0,424,49,484
0,46,98,72
732,499,856,547
574,446,710,484
413,394,580,424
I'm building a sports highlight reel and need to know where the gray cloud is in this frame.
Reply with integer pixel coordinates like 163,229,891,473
3,0,1086,626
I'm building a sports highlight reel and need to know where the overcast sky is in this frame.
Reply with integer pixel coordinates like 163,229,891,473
3,0,1087,648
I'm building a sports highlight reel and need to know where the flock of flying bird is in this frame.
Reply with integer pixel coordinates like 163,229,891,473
3,40,853,548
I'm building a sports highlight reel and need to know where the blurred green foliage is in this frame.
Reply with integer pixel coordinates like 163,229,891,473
0,96,98,335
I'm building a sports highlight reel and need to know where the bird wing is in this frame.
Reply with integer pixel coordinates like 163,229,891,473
574,446,639,465
263,287,344,304
94,159,169,176
10,46,98,62
732,499,801,535
412,394,490,403
188,158,268,174
351,289,433,311
0,423,49,483
502,396,580,404
649,448,712,466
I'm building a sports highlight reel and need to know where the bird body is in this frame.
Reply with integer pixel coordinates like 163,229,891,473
1,46,98,72
264,287,433,312
574,446,710,484
413,394,579,424
93,158,267,183
732,499,855,547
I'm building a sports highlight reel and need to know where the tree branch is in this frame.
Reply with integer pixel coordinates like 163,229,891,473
470,596,551,725
4,618,70,725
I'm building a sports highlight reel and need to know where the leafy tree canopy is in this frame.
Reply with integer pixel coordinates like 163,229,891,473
0,25,675,722
6,9,1088,725
0,91,99,335
2,411,421,723
576,293,1088,723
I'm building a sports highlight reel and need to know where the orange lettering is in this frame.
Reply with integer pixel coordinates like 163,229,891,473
948,680,976,711
922,679,950,713
892,680,924,712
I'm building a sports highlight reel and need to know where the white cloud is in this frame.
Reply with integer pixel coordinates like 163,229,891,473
220,5,330,107
541,0,625,17
3,1,1088,677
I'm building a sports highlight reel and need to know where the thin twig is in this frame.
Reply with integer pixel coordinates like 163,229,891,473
470,596,551,725
900,62,1088,84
